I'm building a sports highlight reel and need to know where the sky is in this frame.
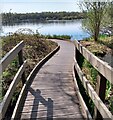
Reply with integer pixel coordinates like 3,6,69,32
0,0,81,13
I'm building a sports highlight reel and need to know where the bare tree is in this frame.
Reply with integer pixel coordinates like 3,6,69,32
80,1,108,41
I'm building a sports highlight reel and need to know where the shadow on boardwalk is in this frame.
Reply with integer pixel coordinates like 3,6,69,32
29,87,53,120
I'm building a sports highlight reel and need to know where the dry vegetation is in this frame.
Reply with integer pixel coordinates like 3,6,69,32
1,33,57,119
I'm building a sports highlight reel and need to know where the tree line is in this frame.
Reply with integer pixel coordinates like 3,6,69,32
2,12,85,25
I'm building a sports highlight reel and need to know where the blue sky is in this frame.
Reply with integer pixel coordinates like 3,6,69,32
1,0,81,13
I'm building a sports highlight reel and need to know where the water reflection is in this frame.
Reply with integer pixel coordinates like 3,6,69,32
2,20,90,40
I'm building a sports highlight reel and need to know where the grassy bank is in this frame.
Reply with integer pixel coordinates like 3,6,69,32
1,33,57,119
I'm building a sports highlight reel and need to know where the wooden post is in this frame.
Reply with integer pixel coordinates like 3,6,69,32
76,47,84,68
76,47,80,64
18,50,26,85
76,48,78,62
94,73,107,120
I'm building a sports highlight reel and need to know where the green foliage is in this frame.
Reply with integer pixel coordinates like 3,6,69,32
109,96,113,113
99,34,108,39
82,59,98,87
81,2,109,41
2,58,19,96
0,78,2,102
106,81,111,98
106,81,113,114
107,3,113,27
45,34,71,40
3,71,12,78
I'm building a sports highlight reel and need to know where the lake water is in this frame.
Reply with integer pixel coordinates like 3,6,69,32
2,19,90,40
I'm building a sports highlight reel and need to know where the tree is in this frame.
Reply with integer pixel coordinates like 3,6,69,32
107,2,113,35
80,1,108,41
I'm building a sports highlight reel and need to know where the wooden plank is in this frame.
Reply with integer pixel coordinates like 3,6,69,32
21,105,79,113
74,40,113,84
21,108,82,115
74,59,113,119
0,41,24,73
0,61,27,120
21,110,82,119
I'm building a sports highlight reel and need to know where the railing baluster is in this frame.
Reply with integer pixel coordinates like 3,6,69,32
76,45,80,63
18,50,26,85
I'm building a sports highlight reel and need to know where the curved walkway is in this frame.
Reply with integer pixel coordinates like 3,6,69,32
20,39,83,119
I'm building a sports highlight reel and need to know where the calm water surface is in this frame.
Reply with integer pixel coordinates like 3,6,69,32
2,20,90,40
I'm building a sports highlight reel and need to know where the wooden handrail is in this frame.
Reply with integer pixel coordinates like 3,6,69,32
74,40,113,84
74,40,113,119
0,41,24,74
0,41,26,119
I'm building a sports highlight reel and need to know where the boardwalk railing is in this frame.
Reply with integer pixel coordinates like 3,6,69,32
0,41,26,120
73,40,113,119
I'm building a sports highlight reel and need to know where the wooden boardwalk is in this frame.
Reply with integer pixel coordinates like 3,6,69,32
1,39,113,120
19,40,83,119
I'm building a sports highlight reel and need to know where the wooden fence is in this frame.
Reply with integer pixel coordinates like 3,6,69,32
0,41,26,120
73,40,113,119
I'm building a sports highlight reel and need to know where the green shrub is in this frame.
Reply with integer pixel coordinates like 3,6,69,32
82,59,98,88
45,34,71,40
